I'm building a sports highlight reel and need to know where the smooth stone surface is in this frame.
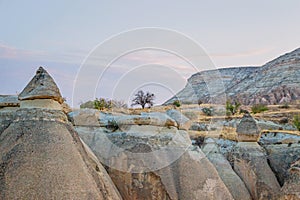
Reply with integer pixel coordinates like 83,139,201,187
231,142,281,200
20,99,62,110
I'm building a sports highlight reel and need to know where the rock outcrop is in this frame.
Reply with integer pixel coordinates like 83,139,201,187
165,48,300,105
202,138,251,200
231,142,281,200
71,110,234,200
0,67,122,200
236,113,261,142
279,160,300,199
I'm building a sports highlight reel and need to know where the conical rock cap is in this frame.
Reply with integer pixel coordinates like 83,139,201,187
18,67,63,103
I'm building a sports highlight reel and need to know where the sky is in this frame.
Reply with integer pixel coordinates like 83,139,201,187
0,0,300,107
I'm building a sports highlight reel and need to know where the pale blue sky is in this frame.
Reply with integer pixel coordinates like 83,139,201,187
0,0,299,106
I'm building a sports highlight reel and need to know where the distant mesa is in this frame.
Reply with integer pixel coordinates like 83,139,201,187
165,47,300,105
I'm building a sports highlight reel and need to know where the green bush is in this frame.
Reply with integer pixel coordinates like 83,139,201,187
94,98,112,110
173,100,181,107
293,115,300,131
226,100,241,116
251,104,268,114
202,107,214,116
106,119,119,131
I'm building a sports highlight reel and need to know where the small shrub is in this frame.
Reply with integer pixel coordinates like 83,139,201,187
251,104,268,114
202,107,214,116
226,100,241,116
173,100,181,107
106,119,119,131
94,98,112,110
293,115,300,131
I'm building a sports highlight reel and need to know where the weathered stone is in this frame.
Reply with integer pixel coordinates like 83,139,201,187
0,95,19,108
0,108,16,135
68,109,101,126
189,122,208,131
20,99,62,110
260,133,300,145
18,67,63,103
115,112,177,127
231,142,281,199
264,144,300,186
0,108,122,200
279,160,300,200
166,109,191,130
256,119,283,130
202,139,251,200
236,113,261,142
77,125,232,200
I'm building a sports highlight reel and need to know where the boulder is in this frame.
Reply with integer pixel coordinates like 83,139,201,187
231,142,281,199
166,109,191,130
236,113,261,142
18,67,64,103
68,109,101,126
202,138,251,200
0,95,19,108
264,144,300,185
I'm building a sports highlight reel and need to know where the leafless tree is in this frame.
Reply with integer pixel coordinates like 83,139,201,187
131,90,155,109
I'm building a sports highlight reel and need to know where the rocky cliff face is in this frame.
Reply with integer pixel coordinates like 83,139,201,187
165,48,300,105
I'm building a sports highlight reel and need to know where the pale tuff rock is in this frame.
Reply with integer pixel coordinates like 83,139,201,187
20,99,62,110
0,67,122,199
231,142,281,200
18,67,64,104
202,138,251,200
236,113,261,142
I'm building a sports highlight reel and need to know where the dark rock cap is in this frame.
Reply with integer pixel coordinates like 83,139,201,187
18,67,63,103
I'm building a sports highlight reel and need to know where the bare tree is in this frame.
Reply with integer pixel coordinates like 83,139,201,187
131,90,155,109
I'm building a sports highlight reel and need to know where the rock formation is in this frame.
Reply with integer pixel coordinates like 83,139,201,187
70,110,234,200
236,113,261,142
202,138,251,200
279,159,300,199
0,67,122,199
165,47,300,105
